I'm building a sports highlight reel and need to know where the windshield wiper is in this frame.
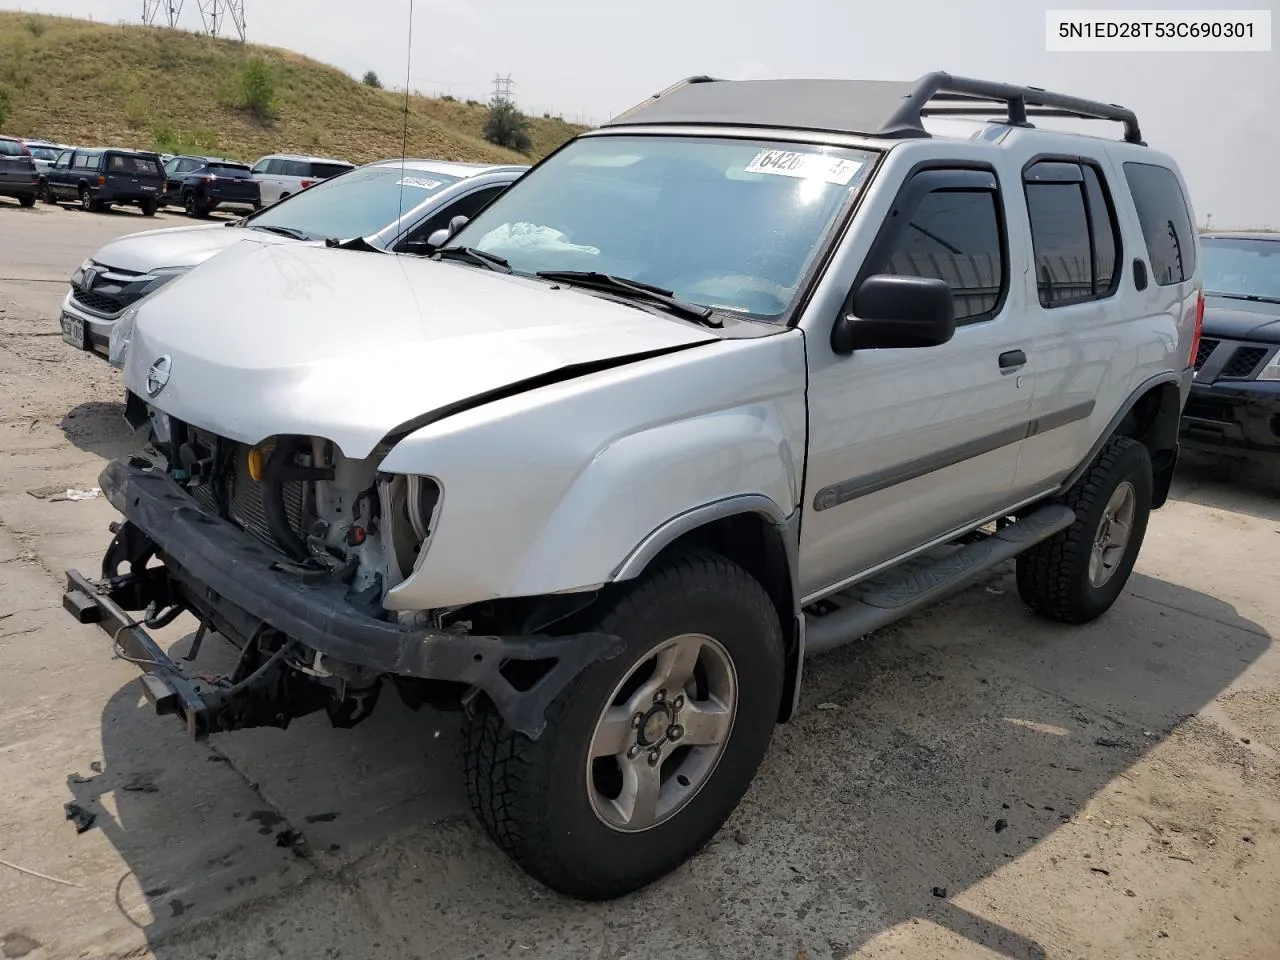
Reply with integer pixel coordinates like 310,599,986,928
1209,292,1280,305
535,271,722,328
249,224,312,241
433,246,511,273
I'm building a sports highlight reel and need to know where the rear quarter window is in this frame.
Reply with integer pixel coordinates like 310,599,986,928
309,162,353,179
107,154,162,176
1123,162,1197,286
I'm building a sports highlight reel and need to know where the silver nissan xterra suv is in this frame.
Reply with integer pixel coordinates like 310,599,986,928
64,72,1202,901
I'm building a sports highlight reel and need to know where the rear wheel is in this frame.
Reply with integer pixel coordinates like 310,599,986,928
1016,436,1152,624
183,192,207,218
79,187,93,211
141,199,158,217
463,550,784,900
18,193,35,208
40,182,56,205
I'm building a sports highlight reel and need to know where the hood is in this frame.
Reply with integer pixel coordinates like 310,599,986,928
92,222,292,273
125,241,718,459
1203,295,1280,345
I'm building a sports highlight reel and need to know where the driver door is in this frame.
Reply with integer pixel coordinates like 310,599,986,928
799,164,1034,599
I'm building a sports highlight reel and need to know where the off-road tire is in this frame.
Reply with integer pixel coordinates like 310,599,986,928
1016,436,1152,624
462,549,784,900
41,182,56,205
79,187,94,212
141,199,158,217
18,193,35,208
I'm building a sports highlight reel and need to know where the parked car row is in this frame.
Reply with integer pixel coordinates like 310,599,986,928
0,137,357,219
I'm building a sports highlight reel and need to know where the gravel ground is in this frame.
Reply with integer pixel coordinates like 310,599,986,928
1,198,1278,960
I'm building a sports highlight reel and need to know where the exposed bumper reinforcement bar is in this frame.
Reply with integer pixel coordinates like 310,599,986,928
63,459,623,741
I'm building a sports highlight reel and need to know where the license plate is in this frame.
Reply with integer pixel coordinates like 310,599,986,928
60,312,86,350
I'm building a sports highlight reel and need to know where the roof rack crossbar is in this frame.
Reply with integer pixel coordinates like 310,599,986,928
885,72,1145,145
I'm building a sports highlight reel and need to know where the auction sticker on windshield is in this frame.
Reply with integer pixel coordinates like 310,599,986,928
396,177,444,190
744,150,863,185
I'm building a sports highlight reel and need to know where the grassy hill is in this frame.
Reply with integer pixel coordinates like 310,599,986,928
0,12,585,165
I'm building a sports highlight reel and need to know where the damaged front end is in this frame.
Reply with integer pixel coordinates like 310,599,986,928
63,427,622,741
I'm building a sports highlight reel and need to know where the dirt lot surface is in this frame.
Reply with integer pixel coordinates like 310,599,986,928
2,199,1279,960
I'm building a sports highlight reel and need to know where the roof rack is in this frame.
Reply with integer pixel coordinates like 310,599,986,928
887,72,1145,145
604,71,1144,146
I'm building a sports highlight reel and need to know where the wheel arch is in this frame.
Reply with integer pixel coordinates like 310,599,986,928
613,498,804,724
1061,374,1186,509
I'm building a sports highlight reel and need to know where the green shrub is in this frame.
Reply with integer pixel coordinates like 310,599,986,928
23,16,46,36
362,70,381,88
235,56,277,120
482,98,531,154
124,91,149,129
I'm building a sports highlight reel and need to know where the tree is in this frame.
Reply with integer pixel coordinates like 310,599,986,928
482,97,531,154
236,57,277,121
362,70,382,89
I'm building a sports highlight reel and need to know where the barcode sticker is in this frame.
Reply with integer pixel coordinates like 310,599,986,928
396,177,443,190
743,150,863,185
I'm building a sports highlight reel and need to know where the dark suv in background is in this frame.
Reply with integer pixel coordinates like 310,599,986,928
1181,232,1280,479
42,147,166,215
162,155,261,218
0,136,39,208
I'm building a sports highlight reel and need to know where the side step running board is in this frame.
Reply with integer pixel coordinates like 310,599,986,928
804,504,1076,655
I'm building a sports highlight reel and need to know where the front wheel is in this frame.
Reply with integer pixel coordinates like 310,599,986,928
79,187,94,211
40,183,56,205
141,199,158,217
463,550,784,900
1016,436,1152,624
183,193,207,218
18,193,35,208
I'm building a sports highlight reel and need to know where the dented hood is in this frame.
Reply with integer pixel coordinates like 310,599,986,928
91,221,291,273
124,241,717,458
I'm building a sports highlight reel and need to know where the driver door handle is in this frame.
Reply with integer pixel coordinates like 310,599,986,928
999,349,1027,372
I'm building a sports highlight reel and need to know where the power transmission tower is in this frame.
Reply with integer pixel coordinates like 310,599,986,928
197,0,246,39
142,0,183,27
492,74,515,104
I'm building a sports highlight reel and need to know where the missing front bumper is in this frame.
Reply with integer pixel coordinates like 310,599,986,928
62,459,623,741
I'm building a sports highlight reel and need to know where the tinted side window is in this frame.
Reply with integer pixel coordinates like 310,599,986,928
251,159,270,174
867,186,1005,323
403,185,508,249
1024,160,1124,307
55,151,72,168
1124,161,1196,285
1083,166,1120,293
310,162,353,179
265,159,286,175
283,160,310,178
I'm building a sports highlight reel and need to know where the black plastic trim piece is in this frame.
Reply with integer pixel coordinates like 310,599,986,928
1058,374,1182,493
813,400,1097,511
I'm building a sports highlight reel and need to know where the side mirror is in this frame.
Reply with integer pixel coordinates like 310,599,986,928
831,275,956,354
425,228,450,249
448,214,470,234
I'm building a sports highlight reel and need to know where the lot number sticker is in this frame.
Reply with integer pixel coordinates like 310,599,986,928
396,177,444,190
744,150,863,185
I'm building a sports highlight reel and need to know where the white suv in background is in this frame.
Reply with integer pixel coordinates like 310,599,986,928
250,153,355,205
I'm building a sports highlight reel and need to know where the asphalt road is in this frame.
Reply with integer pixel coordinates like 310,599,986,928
1,198,1278,960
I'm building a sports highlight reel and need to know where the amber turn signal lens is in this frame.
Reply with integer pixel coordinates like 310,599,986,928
247,446,264,482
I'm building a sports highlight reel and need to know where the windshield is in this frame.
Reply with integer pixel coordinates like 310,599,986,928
1202,238,1280,301
446,135,876,321
27,145,60,161
245,165,461,239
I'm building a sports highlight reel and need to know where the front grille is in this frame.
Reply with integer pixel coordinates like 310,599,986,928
183,433,308,552
1194,338,1219,371
69,264,152,318
1219,346,1269,379
71,288,124,315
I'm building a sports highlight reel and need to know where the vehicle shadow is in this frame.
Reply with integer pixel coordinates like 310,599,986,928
59,400,139,462
69,569,1269,959
1171,453,1280,523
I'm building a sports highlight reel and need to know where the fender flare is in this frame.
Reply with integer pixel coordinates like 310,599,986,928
610,494,806,724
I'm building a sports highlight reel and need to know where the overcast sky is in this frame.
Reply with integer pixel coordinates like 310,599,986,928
5,0,1276,226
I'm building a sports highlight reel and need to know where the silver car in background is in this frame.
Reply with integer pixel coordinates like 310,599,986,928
58,158,527,363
